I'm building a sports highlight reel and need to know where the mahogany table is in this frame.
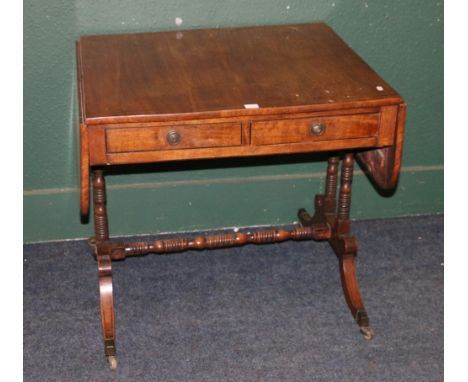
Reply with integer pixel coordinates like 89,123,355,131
76,23,405,369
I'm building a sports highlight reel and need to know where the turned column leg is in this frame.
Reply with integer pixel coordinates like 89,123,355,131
92,170,118,369
323,156,340,216
332,153,374,340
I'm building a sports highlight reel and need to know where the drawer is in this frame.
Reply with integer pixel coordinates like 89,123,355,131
251,114,379,146
106,122,242,153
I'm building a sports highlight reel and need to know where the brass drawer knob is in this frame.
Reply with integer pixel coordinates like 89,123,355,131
310,123,326,136
166,130,181,145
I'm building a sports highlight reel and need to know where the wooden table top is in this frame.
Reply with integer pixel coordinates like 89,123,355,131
77,23,402,125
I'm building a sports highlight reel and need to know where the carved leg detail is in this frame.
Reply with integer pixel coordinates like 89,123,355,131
92,170,118,369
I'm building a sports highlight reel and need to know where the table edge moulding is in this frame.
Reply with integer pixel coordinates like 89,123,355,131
76,22,406,369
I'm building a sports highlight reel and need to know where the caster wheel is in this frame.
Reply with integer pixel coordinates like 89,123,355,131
88,236,96,246
107,356,118,370
360,326,375,340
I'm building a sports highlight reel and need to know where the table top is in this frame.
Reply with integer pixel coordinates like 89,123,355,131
77,23,402,125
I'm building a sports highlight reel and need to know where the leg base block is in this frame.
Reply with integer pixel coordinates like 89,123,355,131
359,326,375,340
107,356,118,370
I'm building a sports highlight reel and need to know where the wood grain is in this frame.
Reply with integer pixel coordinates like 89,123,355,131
83,107,394,166
356,103,407,190
79,123,90,216
377,105,399,146
77,41,89,216
106,122,241,153
251,113,379,146
102,136,380,165
97,255,116,360
77,23,402,124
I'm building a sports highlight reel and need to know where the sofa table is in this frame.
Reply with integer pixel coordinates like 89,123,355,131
76,23,405,369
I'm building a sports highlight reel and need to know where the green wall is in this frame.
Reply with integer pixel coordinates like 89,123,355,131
24,0,443,242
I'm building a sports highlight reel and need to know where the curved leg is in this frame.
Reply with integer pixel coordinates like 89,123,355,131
339,253,374,340
97,255,118,368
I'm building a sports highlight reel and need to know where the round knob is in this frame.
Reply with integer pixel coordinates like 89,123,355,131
310,123,325,136
166,130,181,145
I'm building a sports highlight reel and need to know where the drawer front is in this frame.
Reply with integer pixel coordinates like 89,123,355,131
251,114,379,146
106,122,242,153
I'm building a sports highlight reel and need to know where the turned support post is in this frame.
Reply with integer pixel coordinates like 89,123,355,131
324,156,340,214
92,170,109,242
92,169,118,369
336,153,354,234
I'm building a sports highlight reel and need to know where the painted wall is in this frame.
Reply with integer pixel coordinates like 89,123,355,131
24,0,443,242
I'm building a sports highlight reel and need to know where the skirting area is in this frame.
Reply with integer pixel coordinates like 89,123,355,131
24,215,443,381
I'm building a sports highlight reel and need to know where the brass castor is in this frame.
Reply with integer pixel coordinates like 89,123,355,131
88,236,96,246
360,326,375,340
107,356,118,370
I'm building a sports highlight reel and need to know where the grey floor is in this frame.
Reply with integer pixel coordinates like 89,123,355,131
24,215,443,382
